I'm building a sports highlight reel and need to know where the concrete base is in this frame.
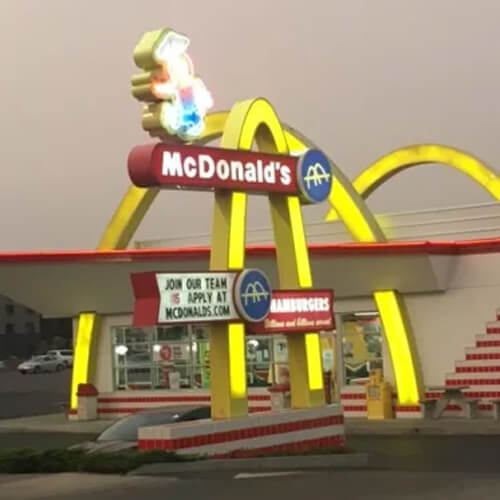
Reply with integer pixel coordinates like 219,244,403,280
138,404,345,457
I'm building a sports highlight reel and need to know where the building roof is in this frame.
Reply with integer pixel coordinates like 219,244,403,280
1,238,499,317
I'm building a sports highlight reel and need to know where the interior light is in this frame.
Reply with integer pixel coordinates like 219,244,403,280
354,311,379,317
115,345,128,356
153,344,161,353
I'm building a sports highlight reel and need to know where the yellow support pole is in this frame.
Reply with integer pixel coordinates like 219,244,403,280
209,191,248,419
270,195,325,408
70,313,101,409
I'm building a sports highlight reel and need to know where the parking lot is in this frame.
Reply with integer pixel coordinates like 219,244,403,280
0,366,71,420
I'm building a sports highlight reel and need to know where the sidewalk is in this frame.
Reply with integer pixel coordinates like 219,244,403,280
2,413,500,436
346,417,500,435
0,413,110,434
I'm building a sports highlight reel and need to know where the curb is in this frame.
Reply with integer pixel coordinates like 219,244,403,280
129,453,369,476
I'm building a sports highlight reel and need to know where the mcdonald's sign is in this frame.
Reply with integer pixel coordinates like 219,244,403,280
128,143,333,204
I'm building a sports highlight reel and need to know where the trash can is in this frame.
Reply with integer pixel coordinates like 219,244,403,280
365,369,394,419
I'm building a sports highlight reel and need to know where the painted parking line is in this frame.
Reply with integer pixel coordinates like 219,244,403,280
234,471,304,480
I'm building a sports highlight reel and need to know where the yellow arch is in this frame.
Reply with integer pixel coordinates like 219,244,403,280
70,108,424,410
326,144,500,221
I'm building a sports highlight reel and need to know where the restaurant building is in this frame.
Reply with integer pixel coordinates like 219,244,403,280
1,203,500,419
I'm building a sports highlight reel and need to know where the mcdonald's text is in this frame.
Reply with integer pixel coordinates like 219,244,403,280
128,143,333,203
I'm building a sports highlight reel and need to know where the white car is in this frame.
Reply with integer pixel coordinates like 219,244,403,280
17,355,65,374
47,350,73,367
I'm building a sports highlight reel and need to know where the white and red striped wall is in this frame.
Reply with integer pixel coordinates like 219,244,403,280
341,308,500,419
85,388,272,419
138,404,345,456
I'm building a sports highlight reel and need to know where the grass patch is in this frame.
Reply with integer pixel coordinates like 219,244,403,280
0,448,201,475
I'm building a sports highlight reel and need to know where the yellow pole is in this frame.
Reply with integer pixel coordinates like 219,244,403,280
269,195,325,408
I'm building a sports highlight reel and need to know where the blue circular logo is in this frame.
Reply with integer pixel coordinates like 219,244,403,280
297,149,333,204
234,269,272,323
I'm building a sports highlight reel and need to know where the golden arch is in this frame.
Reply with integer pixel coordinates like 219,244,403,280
326,144,500,221
70,103,425,412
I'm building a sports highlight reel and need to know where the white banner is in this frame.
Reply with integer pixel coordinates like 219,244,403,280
156,272,238,323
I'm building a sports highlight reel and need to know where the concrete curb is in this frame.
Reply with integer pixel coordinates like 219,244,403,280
129,452,369,476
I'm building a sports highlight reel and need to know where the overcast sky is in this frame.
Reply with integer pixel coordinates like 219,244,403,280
1,0,499,251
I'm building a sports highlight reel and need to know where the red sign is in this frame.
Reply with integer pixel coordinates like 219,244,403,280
128,143,300,194
160,344,172,361
248,289,334,334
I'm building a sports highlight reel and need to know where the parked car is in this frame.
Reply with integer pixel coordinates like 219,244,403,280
17,355,65,374
70,405,210,454
47,349,73,367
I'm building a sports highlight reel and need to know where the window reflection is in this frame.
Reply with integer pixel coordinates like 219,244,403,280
341,313,383,385
111,325,292,391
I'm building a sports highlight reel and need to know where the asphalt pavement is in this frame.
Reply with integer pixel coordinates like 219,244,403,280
2,368,500,499
0,368,71,420
2,470,500,500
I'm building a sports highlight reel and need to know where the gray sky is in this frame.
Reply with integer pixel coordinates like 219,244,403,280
1,0,499,251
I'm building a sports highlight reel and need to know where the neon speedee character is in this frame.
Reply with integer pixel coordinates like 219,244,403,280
132,29,214,142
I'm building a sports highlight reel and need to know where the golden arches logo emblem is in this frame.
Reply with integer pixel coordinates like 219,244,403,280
241,281,270,305
304,162,331,189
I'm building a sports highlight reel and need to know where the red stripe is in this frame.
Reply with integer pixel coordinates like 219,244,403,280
340,393,366,400
447,379,500,386
487,327,500,334
139,415,344,451
477,341,500,347
466,353,500,360
395,406,421,412
97,395,270,404
5,237,500,264
139,435,345,455
98,406,271,415
342,405,367,412
456,366,500,373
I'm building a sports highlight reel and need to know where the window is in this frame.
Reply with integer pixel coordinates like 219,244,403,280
5,323,15,334
340,312,383,385
5,304,14,315
111,325,290,391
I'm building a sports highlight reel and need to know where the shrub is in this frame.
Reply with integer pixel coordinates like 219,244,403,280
0,449,41,473
0,448,201,474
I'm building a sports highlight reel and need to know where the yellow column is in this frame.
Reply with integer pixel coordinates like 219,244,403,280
70,313,101,409
270,195,325,408
374,290,424,404
209,191,248,419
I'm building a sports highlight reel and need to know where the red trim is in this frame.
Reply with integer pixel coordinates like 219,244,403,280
77,383,98,397
4,237,500,264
